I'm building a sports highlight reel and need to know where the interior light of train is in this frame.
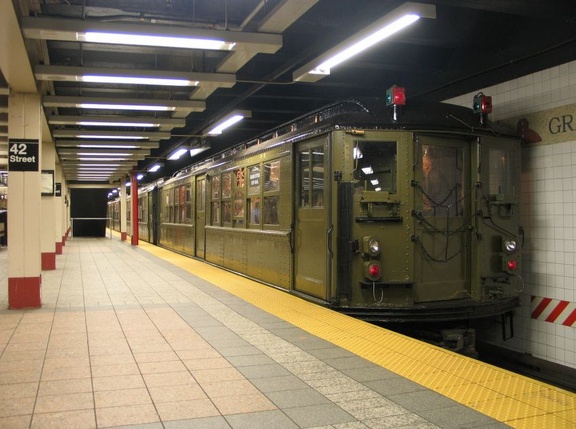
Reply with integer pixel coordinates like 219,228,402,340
374,187,382,191
353,147,363,159
83,32,236,51
472,93,492,114
361,166,373,174
386,85,406,106
370,179,379,186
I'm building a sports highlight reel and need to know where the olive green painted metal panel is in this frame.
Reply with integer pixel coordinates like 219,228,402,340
294,137,329,299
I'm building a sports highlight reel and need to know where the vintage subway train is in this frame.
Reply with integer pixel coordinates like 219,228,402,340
109,97,523,324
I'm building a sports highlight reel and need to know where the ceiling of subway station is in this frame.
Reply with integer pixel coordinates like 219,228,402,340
1,0,576,186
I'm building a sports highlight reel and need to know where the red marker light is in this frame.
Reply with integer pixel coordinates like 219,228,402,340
507,260,517,271
386,85,406,106
368,263,381,278
473,93,492,114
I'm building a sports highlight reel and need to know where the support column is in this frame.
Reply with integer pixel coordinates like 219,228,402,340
8,93,42,309
54,163,64,254
120,179,127,241
131,172,139,245
41,138,57,270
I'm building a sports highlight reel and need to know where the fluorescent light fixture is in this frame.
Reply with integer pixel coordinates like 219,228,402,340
77,121,160,127
136,174,144,180
76,134,148,140
148,163,163,173
22,17,282,54
35,66,236,88
293,2,435,82
77,152,132,156
79,103,174,111
84,31,236,51
189,146,210,157
81,75,198,86
43,96,207,113
78,144,139,149
204,110,251,136
167,147,189,161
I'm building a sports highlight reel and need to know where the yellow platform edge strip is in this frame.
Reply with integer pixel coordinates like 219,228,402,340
135,239,576,429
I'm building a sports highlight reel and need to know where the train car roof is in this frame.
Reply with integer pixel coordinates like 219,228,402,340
161,97,519,184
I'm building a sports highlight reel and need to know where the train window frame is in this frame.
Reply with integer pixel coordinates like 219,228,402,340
263,159,281,226
353,140,397,194
233,167,246,227
298,146,324,209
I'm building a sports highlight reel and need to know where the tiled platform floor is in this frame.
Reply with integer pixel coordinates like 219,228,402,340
0,239,509,429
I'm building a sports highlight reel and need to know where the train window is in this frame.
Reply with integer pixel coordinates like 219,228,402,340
421,145,463,217
249,197,261,225
212,176,221,199
211,201,220,225
223,201,232,224
222,172,232,199
312,149,324,207
185,184,192,223
299,146,324,208
263,196,279,225
197,178,206,212
354,141,396,193
234,168,245,223
487,148,514,195
248,165,261,195
265,161,280,191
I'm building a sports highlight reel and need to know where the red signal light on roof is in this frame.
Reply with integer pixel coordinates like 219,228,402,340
386,85,406,106
473,93,492,114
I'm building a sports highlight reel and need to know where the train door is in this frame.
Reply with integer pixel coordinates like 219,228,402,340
294,137,331,299
195,175,206,258
149,187,159,245
413,135,472,302
475,137,521,285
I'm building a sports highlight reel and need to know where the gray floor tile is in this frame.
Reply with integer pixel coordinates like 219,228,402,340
283,403,356,427
225,410,299,429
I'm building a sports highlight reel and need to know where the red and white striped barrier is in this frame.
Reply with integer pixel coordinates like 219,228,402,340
531,296,576,327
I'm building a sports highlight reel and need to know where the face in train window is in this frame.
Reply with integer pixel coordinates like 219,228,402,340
354,141,396,193
421,145,464,217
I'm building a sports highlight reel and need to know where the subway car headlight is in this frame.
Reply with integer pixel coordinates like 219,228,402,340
363,236,381,256
503,238,517,253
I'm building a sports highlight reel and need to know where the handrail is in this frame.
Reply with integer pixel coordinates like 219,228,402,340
70,217,112,238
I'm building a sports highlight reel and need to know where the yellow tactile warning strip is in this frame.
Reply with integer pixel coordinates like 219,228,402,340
137,240,576,429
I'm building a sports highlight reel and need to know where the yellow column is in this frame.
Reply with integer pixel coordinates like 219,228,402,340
8,93,42,308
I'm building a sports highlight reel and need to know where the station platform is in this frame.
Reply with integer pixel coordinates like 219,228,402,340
0,236,574,429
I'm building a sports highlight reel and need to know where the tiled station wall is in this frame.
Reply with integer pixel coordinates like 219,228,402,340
446,60,576,369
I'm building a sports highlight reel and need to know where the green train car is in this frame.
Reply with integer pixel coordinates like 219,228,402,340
111,97,523,323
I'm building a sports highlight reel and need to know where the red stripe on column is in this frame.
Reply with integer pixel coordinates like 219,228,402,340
545,300,569,322
563,309,576,327
532,297,552,319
